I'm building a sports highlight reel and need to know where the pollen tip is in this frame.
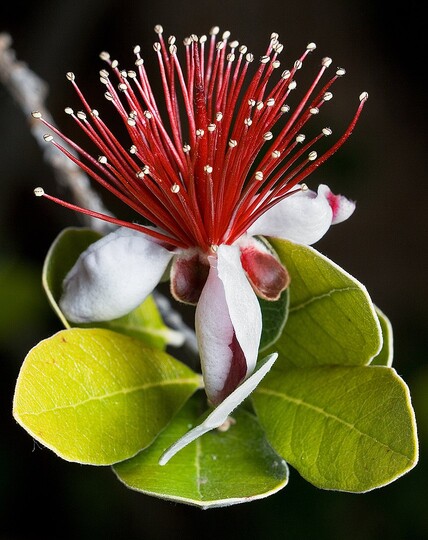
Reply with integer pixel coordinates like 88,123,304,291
336,67,346,76
64,107,74,115
322,127,333,136
308,151,317,161
154,24,163,34
359,91,369,102
34,187,45,197
300,183,309,191
66,72,75,81
43,133,53,142
210,26,220,36
307,42,316,51
99,51,110,61
321,57,332,68
31,111,42,119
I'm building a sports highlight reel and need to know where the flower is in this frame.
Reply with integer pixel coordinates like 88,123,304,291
32,25,366,406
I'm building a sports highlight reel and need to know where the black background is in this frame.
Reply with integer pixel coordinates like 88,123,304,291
1,1,427,539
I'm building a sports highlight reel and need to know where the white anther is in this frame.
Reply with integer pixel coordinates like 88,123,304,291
336,67,346,76
91,109,99,117
154,24,163,34
204,165,213,174
222,30,231,40
208,123,216,132
120,70,127,78
294,59,303,70
171,183,180,193
169,45,177,55
322,57,332,68
168,35,176,45
136,171,145,179
128,70,137,78
43,134,53,142
183,37,192,47
272,60,281,69
143,165,150,174
281,104,290,113
239,45,247,54
118,82,127,92
227,53,235,62
323,92,333,101
77,111,86,120
183,144,191,153
99,52,110,61
200,35,207,44
260,55,270,64
216,112,223,121
310,107,319,115
244,118,252,126
229,139,237,148
301,183,309,191
266,98,275,107
296,134,306,143
271,150,281,158
135,58,144,66
98,156,108,164
66,72,75,81
104,92,113,101
248,99,256,107
307,42,316,51
144,110,153,119
271,32,279,41
263,131,273,140
127,118,136,126
256,101,264,110
229,40,239,49
196,129,204,137
322,127,333,136
133,45,141,54
100,69,109,78
129,145,137,154
153,42,161,52
288,81,297,90
359,91,369,102
274,43,284,54
34,187,45,197
254,171,264,181
216,42,225,51
281,70,290,79
64,107,73,115
100,77,109,85
308,151,317,161
246,53,254,62
111,60,118,69
31,111,42,119
210,26,220,35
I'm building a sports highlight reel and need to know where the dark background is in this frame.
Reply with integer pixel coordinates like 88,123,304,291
1,1,427,538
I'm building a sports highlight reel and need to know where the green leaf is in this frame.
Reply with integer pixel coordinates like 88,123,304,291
371,306,393,366
267,239,382,368
13,328,200,465
259,289,289,351
43,227,102,328
114,394,288,508
42,227,179,349
252,365,418,492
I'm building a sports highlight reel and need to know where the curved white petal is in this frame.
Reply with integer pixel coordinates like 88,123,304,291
247,185,334,245
195,244,262,404
318,184,356,224
60,227,174,322
159,352,278,466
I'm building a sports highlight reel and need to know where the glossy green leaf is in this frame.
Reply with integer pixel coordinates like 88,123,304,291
252,365,418,492
114,394,288,508
13,328,200,465
267,239,382,368
42,227,180,349
259,289,289,351
371,306,393,366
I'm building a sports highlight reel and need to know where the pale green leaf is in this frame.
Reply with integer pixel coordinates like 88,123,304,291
267,239,382,368
252,365,418,492
114,394,288,508
42,227,179,349
13,328,200,465
371,306,394,366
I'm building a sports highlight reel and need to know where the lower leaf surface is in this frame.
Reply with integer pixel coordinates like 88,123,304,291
114,394,289,508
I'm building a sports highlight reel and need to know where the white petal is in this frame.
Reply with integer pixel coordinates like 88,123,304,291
159,353,278,465
247,185,334,245
195,244,262,404
60,227,174,322
318,184,356,224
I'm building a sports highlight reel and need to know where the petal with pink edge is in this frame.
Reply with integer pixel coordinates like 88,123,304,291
318,184,356,224
195,244,262,405
60,227,174,323
247,185,334,245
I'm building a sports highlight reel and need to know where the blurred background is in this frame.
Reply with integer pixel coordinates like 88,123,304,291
1,0,426,538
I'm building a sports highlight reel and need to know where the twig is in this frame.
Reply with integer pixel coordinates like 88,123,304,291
0,32,200,359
